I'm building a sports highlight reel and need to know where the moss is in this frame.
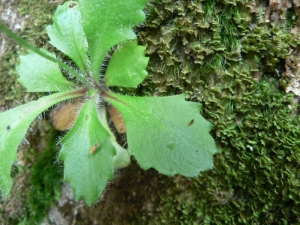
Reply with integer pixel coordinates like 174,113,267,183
0,123,63,225
19,130,63,225
139,0,299,94
0,34,24,109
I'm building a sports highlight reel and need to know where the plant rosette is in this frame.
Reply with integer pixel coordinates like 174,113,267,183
0,0,218,206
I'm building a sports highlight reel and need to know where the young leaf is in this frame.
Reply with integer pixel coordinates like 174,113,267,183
104,40,149,87
46,1,89,73
17,49,76,92
77,0,148,80
0,22,83,84
104,92,218,177
59,91,116,206
0,89,86,197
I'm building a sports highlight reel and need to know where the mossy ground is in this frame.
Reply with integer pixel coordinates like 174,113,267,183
1,0,300,224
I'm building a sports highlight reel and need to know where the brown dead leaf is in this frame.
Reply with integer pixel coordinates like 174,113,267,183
51,101,82,131
108,105,126,134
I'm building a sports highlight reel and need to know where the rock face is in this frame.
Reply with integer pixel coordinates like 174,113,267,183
0,0,24,110
0,0,26,57
1,0,300,224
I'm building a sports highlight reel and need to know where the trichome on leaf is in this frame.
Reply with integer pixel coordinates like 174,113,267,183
0,0,218,206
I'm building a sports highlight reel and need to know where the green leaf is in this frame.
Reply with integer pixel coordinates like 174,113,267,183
0,89,86,197
17,49,76,92
104,40,149,87
104,92,218,177
59,91,116,206
0,22,83,85
77,0,148,80
46,1,89,73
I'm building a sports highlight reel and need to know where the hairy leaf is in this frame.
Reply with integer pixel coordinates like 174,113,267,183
0,22,80,81
0,89,86,197
17,49,76,92
105,92,218,177
47,1,89,73
59,91,116,206
77,0,148,80
104,40,149,87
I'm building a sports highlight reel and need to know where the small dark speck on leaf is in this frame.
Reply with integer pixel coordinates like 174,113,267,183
188,119,194,126
167,142,175,150
68,2,77,8
86,115,89,121
7,125,11,131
